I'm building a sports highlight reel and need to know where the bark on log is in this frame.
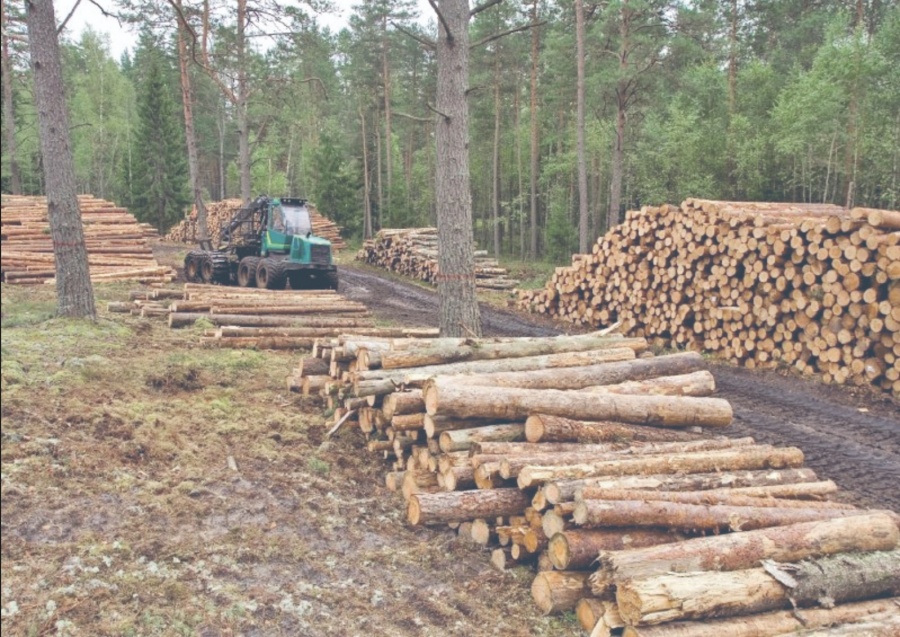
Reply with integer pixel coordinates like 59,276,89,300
546,468,821,504
518,446,805,488
425,381,733,428
169,312,371,328
580,371,716,397
616,549,900,625
621,598,900,637
407,488,532,526
380,334,646,369
531,570,593,615
573,499,858,532
526,414,704,444
591,512,899,595
548,528,684,570
382,392,425,420
433,351,705,390
577,486,849,509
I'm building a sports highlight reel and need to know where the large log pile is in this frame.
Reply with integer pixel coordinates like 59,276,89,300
517,200,900,395
110,283,388,348
356,227,521,290
296,331,900,635
164,198,347,250
0,194,175,285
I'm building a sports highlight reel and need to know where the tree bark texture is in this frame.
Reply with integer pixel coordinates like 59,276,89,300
26,0,96,318
407,488,531,526
526,414,703,444
1,0,21,194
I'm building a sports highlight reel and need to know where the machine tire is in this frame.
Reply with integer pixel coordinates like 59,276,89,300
237,257,261,287
325,270,339,291
256,258,288,290
201,251,230,284
184,250,205,283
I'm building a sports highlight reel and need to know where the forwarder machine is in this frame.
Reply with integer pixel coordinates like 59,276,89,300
183,196,338,290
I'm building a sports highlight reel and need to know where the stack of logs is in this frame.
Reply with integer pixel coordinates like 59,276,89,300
517,200,900,395
109,283,382,349
293,330,900,635
164,199,347,250
0,194,175,285
356,228,521,290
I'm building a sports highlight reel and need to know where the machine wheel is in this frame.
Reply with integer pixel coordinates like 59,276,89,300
325,270,339,291
256,258,287,290
287,271,307,290
200,251,230,284
183,250,205,283
237,257,261,287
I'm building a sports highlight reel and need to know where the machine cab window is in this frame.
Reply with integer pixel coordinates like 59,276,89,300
271,199,312,236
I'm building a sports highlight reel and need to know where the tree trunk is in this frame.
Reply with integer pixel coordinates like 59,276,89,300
382,16,392,216
360,106,373,237
176,1,208,242
425,381,733,428
438,351,704,391
622,599,900,637
236,0,251,204
591,512,900,595
579,370,716,397
531,570,593,615
517,446,804,488
407,488,531,525
433,0,482,337
579,481,840,503
575,0,589,253
526,414,704,444
616,549,900,626
548,528,683,570
26,0,96,319
529,0,540,258
438,423,526,453
492,67,502,258
1,0,21,194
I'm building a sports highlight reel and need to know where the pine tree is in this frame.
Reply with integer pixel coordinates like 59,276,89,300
130,46,190,233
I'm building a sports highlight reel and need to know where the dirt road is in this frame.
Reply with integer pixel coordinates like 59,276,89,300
340,263,900,513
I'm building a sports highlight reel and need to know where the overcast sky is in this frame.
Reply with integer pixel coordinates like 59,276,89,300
55,0,434,60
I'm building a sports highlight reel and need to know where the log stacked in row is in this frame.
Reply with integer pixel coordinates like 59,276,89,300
164,198,347,250
0,194,175,285
356,227,521,290
517,200,900,395
296,332,900,634
109,283,378,348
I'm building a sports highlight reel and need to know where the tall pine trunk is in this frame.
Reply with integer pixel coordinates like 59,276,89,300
434,0,481,337
492,61,502,258
575,0,588,253
26,0,95,318
529,0,540,258
1,0,21,194
237,0,251,203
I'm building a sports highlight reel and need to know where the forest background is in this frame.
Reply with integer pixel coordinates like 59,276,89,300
2,0,898,263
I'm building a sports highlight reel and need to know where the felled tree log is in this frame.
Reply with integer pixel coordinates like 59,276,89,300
435,351,705,390
573,499,857,532
382,392,425,420
526,414,704,443
616,549,900,626
548,528,684,570
531,570,593,615
407,488,532,526
424,381,733,428
438,423,526,452
544,468,822,504
580,371,716,397
169,312,371,328
577,486,850,509
620,598,900,637
380,334,646,369
591,512,899,595
518,446,805,488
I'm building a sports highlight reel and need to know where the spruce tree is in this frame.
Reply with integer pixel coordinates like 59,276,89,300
130,46,190,233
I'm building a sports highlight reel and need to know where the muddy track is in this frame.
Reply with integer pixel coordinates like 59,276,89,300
339,262,900,513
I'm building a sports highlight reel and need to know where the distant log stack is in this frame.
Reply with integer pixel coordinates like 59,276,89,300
295,327,900,635
0,194,175,285
516,199,900,395
356,227,521,291
164,198,347,250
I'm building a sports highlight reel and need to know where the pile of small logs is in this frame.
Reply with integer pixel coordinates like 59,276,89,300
297,330,900,634
0,194,175,285
517,200,900,395
109,283,377,348
356,228,521,290
164,199,347,250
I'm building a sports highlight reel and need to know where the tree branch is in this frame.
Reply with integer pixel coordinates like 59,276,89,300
57,0,82,35
394,111,432,123
470,0,504,18
427,0,453,44
470,20,546,50
391,20,435,50
427,102,450,122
